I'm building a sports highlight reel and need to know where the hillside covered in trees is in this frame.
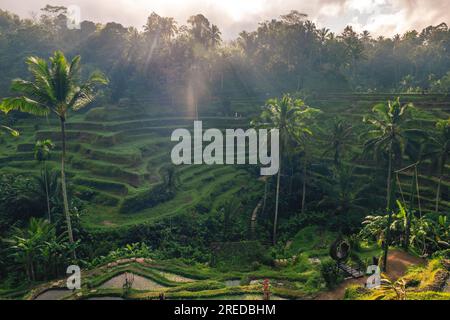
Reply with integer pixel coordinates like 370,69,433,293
0,5,448,301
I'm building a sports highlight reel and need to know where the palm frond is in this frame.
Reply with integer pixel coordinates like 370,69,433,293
0,97,50,116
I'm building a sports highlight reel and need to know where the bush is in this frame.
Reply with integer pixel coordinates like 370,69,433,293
210,241,272,271
320,259,343,289
120,184,175,214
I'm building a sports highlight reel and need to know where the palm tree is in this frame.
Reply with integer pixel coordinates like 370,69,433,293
188,14,211,46
318,28,330,44
323,119,353,166
380,278,407,300
34,139,54,222
160,17,178,42
318,166,370,216
402,132,427,250
361,30,372,43
5,218,54,281
221,199,240,241
0,51,108,253
291,109,321,215
209,24,222,48
253,94,320,244
144,13,178,42
424,119,450,213
363,98,416,271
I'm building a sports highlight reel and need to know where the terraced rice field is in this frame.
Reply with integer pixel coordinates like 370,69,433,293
27,259,312,301
0,111,262,230
1,93,449,231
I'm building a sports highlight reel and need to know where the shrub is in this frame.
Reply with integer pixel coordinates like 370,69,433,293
120,184,175,214
320,259,343,289
169,281,225,292
210,241,271,271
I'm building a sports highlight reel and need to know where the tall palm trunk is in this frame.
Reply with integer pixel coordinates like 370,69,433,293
383,146,394,272
43,161,51,222
435,162,444,213
262,178,268,216
60,117,75,256
273,163,281,245
404,167,416,250
301,158,307,215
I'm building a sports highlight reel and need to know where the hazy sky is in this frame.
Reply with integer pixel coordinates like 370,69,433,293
1,0,449,39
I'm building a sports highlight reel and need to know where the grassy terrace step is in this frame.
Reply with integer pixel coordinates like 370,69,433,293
74,185,121,207
63,117,249,130
83,167,251,230
35,129,121,146
70,158,143,187
73,144,143,166
72,177,129,196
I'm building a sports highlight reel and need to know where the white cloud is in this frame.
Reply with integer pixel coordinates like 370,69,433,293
320,3,344,17
345,0,386,14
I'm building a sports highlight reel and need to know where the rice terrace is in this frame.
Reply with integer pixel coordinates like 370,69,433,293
0,0,449,306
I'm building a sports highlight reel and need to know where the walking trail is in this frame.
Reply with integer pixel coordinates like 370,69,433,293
315,250,425,300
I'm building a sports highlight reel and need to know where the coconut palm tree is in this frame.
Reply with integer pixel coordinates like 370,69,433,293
144,13,178,42
209,24,222,48
424,119,450,213
323,119,353,166
363,98,417,271
34,139,54,222
0,51,108,254
317,165,371,216
253,94,320,244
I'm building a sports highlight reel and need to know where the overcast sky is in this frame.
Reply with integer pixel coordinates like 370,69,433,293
1,0,449,39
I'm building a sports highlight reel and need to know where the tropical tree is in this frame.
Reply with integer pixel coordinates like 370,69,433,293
34,139,54,222
0,51,108,254
253,94,320,244
379,278,407,300
188,14,211,46
363,98,417,271
424,119,450,213
221,199,240,241
4,218,54,281
291,104,321,215
323,119,353,166
401,130,427,250
144,12,178,42
318,166,370,216
209,25,222,48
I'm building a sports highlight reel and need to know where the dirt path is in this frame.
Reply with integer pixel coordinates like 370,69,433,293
384,250,425,281
315,250,425,300
315,278,367,300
